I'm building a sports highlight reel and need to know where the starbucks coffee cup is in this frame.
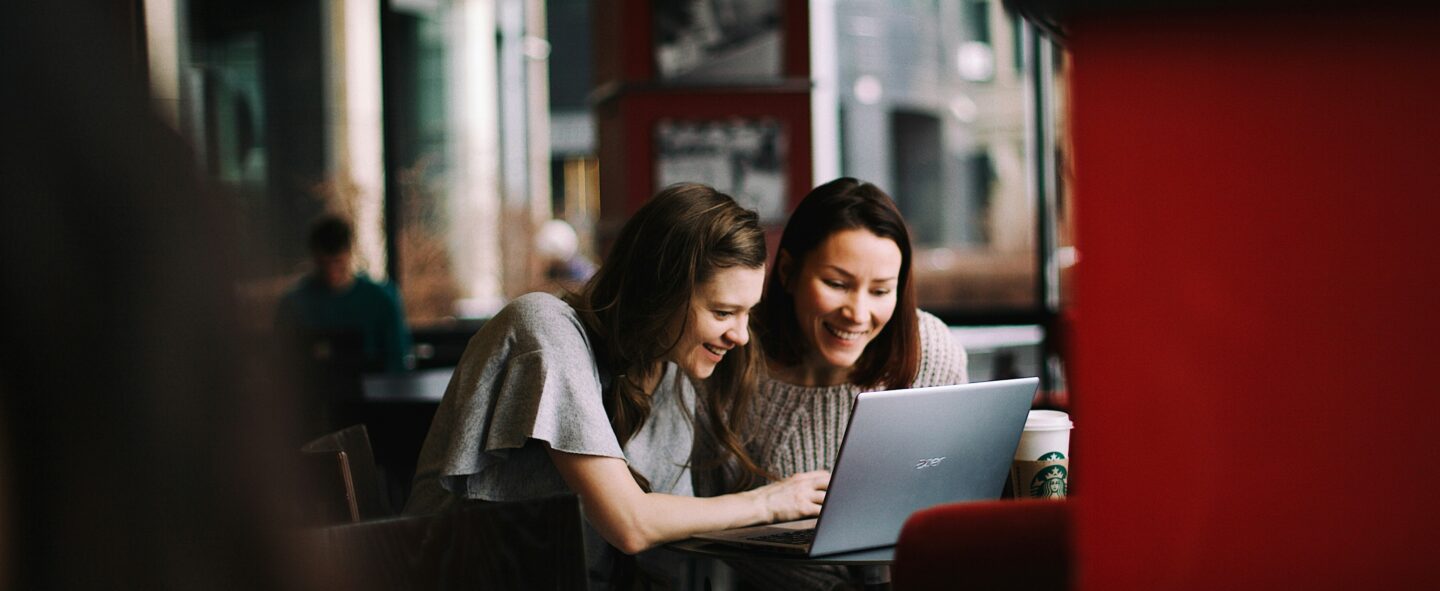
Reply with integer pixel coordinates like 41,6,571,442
1010,410,1073,499
1014,410,1073,461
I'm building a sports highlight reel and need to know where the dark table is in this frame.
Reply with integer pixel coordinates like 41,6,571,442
665,538,893,590
355,367,455,510
360,367,454,403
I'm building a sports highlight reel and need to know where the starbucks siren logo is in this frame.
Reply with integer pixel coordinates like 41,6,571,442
1030,462,1067,498
1037,451,1065,461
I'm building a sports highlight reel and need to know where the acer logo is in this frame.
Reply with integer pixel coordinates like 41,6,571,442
914,457,946,470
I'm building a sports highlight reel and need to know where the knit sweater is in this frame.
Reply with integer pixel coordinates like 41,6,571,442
748,310,968,478
732,310,968,590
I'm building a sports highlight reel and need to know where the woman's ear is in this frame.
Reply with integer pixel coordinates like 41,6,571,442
776,250,795,292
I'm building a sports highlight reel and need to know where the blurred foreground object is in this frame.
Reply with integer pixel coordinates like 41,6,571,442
893,499,1070,590
1,2,313,589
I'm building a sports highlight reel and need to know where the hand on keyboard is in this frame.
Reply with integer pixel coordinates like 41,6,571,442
747,470,830,523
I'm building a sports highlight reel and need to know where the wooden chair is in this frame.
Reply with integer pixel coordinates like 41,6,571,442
296,495,587,590
301,424,390,523
892,499,1071,590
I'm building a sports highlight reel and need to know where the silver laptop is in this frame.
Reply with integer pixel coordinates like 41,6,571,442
692,377,1038,556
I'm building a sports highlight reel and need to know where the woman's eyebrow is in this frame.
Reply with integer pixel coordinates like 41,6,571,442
823,264,897,283
706,297,754,311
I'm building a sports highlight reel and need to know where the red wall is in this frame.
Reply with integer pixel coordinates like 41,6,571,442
1068,9,1440,589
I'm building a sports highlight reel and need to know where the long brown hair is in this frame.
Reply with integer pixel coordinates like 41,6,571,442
759,177,921,389
567,183,770,491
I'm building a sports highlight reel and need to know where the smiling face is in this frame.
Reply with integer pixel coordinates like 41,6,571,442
668,265,766,381
783,228,903,385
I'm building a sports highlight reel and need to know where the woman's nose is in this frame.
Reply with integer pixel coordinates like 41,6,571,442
841,293,867,322
726,321,750,346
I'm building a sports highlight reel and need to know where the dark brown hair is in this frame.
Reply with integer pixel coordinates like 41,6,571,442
759,177,920,389
307,214,353,255
567,183,770,490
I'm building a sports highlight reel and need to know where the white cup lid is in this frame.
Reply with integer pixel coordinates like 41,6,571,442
1025,409,1073,431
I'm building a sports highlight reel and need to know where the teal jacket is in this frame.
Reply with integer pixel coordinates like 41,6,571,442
275,273,412,373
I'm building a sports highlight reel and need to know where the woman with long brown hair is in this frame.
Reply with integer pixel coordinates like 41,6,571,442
733,177,969,589
406,183,828,588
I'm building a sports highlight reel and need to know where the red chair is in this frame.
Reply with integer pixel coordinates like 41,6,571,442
892,500,1071,590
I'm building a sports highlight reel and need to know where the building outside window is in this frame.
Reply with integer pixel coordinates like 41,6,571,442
181,0,551,336
820,0,1052,317
813,0,1071,385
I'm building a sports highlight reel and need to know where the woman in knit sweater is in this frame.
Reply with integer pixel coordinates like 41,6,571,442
726,177,969,590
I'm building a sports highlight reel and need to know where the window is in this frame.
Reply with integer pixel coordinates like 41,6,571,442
827,0,1036,317
821,0,1071,388
185,0,551,333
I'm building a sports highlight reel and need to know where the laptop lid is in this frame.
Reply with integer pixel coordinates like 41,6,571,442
806,377,1038,555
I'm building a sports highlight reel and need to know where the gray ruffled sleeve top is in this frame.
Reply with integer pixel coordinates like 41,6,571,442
406,292,696,515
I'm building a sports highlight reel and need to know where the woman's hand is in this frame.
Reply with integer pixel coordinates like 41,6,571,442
548,450,830,553
744,470,831,523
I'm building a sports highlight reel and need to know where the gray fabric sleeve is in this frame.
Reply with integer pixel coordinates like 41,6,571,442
915,309,969,387
411,293,625,507
490,348,624,457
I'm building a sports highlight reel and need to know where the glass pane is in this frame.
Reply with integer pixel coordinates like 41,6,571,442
188,0,336,323
831,0,1036,315
386,5,462,326
653,0,783,82
1054,46,1075,314
655,118,789,224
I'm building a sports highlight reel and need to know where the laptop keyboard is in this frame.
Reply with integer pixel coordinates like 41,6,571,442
746,528,816,546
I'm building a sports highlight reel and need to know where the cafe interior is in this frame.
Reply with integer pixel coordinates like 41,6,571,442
4,0,1437,589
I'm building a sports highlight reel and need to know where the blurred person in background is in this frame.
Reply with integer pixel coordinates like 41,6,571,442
275,215,414,374
0,1,320,589
532,218,597,294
